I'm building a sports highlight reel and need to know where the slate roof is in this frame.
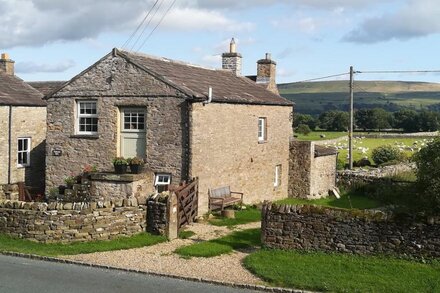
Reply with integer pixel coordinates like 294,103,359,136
27,81,66,96
314,145,338,157
118,49,293,106
0,73,46,106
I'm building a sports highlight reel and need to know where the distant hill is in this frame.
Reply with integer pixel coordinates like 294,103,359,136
278,81,440,115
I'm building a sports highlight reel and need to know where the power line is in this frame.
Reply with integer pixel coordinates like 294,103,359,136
293,72,349,83
130,0,165,51
358,70,440,74
122,0,160,49
136,0,177,52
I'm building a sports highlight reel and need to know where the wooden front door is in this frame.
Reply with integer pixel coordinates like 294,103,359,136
120,108,146,158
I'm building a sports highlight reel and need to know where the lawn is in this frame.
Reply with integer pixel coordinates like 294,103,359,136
276,193,382,210
244,249,440,292
0,233,166,257
175,228,260,258
294,131,346,141
208,206,261,227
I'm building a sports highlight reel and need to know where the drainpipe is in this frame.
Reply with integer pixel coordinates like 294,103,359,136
203,87,212,105
7,105,11,184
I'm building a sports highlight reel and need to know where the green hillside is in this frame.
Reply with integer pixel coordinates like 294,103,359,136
279,81,440,115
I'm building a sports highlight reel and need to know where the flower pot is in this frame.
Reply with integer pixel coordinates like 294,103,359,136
130,164,143,174
114,164,128,174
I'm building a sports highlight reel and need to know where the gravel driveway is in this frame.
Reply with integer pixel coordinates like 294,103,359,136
63,221,264,285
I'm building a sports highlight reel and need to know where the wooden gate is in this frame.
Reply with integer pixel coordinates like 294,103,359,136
174,177,198,230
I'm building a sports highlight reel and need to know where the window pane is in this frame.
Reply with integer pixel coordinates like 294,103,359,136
18,139,23,151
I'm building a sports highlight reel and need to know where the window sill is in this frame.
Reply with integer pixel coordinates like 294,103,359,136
70,134,99,139
17,165,30,169
258,140,267,144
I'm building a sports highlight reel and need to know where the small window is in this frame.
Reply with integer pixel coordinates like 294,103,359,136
122,109,145,131
77,100,98,134
258,117,267,142
274,164,281,187
17,137,31,167
155,173,171,193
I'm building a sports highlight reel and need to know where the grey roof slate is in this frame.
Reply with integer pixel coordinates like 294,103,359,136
314,145,338,157
119,49,293,106
0,73,46,106
27,81,66,96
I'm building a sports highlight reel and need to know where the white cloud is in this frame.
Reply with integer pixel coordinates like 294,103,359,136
344,0,440,43
16,59,75,73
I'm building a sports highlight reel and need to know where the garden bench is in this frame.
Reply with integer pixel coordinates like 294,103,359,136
208,186,243,211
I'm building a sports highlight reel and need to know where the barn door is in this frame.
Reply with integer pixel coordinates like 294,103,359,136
120,108,146,158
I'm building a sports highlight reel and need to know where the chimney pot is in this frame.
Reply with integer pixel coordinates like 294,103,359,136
230,38,236,53
1,53,9,60
265,53,271,60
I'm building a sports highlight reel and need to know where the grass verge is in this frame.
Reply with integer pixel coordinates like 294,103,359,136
244,249,440,292
175,228,260,258
0,233,166,257
276,193,382,210
208,206,261,227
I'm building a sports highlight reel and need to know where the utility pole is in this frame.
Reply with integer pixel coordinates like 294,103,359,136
349,66,354,169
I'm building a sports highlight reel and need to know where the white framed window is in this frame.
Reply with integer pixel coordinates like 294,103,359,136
122,108,145,132
155,173,171,193
77,100,98,134
274,164,281,187
17,137,31,167
258,117,267,142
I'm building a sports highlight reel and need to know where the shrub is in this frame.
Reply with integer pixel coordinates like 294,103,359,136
296,124,311,136
336,157,346,170
371,145,404,165
413,138,440,215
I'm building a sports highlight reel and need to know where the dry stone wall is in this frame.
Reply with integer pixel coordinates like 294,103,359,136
0,199,146,243
262,203,440,258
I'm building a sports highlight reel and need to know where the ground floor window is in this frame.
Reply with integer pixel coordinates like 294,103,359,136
155,173,171,193
274,164,281,187
17,137,31,167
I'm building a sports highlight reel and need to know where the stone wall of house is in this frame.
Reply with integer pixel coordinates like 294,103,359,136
310,154,337,197
46,54,189,189
288,140,337,199
190,102,292,213
0,106,46,191
262,203,440,258
0,199,146,243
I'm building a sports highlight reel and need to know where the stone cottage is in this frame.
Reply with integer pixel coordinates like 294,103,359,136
45,41,294,213
0,53,47,199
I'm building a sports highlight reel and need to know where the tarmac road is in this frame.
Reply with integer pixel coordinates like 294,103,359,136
0,254,260,293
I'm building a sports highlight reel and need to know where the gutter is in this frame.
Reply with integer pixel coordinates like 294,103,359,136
7,105,11,184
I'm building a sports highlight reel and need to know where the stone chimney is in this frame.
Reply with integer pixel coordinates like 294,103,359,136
222,38,242,76
256,53,279,95
0,53,15,75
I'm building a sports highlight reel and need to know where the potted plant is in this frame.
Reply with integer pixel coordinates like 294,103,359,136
112,157,128,174
64,175,76,189
128,157,145,174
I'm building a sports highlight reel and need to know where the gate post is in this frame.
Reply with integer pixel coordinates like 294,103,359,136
166,192,178,240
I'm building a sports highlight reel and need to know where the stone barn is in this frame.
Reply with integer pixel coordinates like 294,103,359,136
288,140,338,199
45,41,294,213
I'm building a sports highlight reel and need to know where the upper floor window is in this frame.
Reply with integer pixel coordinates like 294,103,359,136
77,101,98,134
17,137,31,167
258,117,267,142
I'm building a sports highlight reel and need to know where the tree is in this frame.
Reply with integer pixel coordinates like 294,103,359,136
392,109,419,132
296,124,311,135
418,110,440,132
355,108,391,131
319,110,349,131
413,138,440,215
294,114,317,130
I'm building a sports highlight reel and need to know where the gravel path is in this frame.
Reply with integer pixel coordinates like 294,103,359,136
63,221,264,285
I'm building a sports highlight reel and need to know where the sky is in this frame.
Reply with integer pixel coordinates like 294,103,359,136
1,0,440,84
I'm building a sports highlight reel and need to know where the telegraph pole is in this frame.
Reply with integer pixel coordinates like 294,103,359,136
349,66,354,169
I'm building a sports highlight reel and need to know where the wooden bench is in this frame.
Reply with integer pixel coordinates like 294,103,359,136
208,186,243,211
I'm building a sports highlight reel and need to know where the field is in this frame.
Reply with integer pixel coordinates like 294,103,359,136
296,131,433,163
279,80,440,115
